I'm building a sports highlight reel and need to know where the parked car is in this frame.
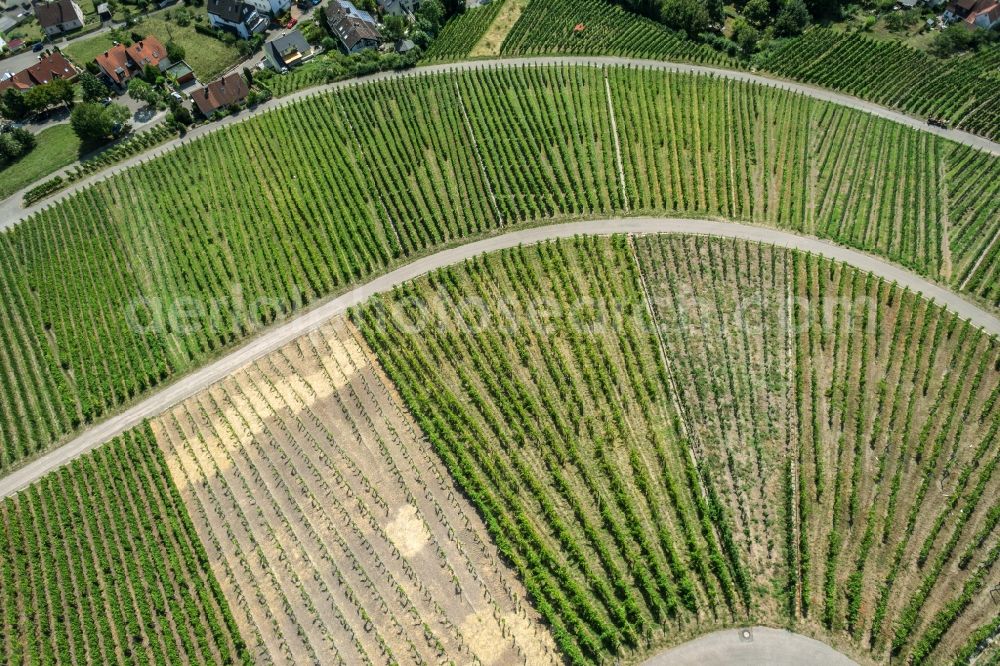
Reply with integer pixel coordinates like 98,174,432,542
285,17,297,28
32,42,44,52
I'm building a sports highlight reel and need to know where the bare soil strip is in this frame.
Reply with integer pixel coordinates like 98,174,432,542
469,0,528,58
151,317,558,666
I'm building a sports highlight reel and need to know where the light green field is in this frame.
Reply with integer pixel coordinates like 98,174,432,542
0,124,80,200
62,32,116,66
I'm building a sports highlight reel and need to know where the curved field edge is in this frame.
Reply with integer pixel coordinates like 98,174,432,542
2,216,997,503
351,234,1000,665
0,64,996,482
5,236,998,656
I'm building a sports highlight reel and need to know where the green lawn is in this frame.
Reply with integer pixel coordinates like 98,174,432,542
62,17,241,80
63,32,116,66
0,124,81,200
137,17,241,80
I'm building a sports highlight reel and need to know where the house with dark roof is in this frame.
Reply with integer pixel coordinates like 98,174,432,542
263,29,316,71
192,71,249,117
208,0,267,39
325,0,381,53
34,0,84,36
0,51,79,92
95,35,169,88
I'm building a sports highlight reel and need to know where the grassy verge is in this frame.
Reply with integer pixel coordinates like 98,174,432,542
0,124,81,200
469,0,527,57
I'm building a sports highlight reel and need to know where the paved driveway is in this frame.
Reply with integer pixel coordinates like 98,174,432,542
0,47,48,76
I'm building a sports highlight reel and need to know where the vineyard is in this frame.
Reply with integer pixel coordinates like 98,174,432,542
486,0,1000,141
0,65,996,479
150,316,558,665
498,0,732,66
755,30,1000,142
354,235,1000,664
0,424,247,664
423,0,508,62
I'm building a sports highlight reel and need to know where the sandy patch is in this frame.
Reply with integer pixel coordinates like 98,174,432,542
385,504,431,558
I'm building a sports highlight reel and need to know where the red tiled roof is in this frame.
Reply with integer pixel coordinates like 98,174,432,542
95,43,131,85
192,72,249,116
0,51,79,92
125,36,166,70
960,0,1000,26
94,36,165,86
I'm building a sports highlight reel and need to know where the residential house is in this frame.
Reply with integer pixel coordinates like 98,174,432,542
945,0,1000,26
34,0,85,36
0,51,79,92
263,29,315,71
245,0,290,17
378,0,417,15
192,71,249,116
325,0,381,53
208,0,267,39
94,35,168,88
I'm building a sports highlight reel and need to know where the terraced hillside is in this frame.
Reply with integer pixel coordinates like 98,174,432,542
0,425,248,665
151,317,558,665
354,236,1000,665
1,65,996,472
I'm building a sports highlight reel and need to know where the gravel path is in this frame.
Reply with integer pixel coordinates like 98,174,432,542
1,216,997,499
641,626,858,665
2,55,997,229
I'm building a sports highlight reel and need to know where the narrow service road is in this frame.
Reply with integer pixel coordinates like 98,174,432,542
0,216,996,499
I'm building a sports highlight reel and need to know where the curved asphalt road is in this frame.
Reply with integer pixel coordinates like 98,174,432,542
2,55,998,229
1,216,997,499
642,626,858,665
